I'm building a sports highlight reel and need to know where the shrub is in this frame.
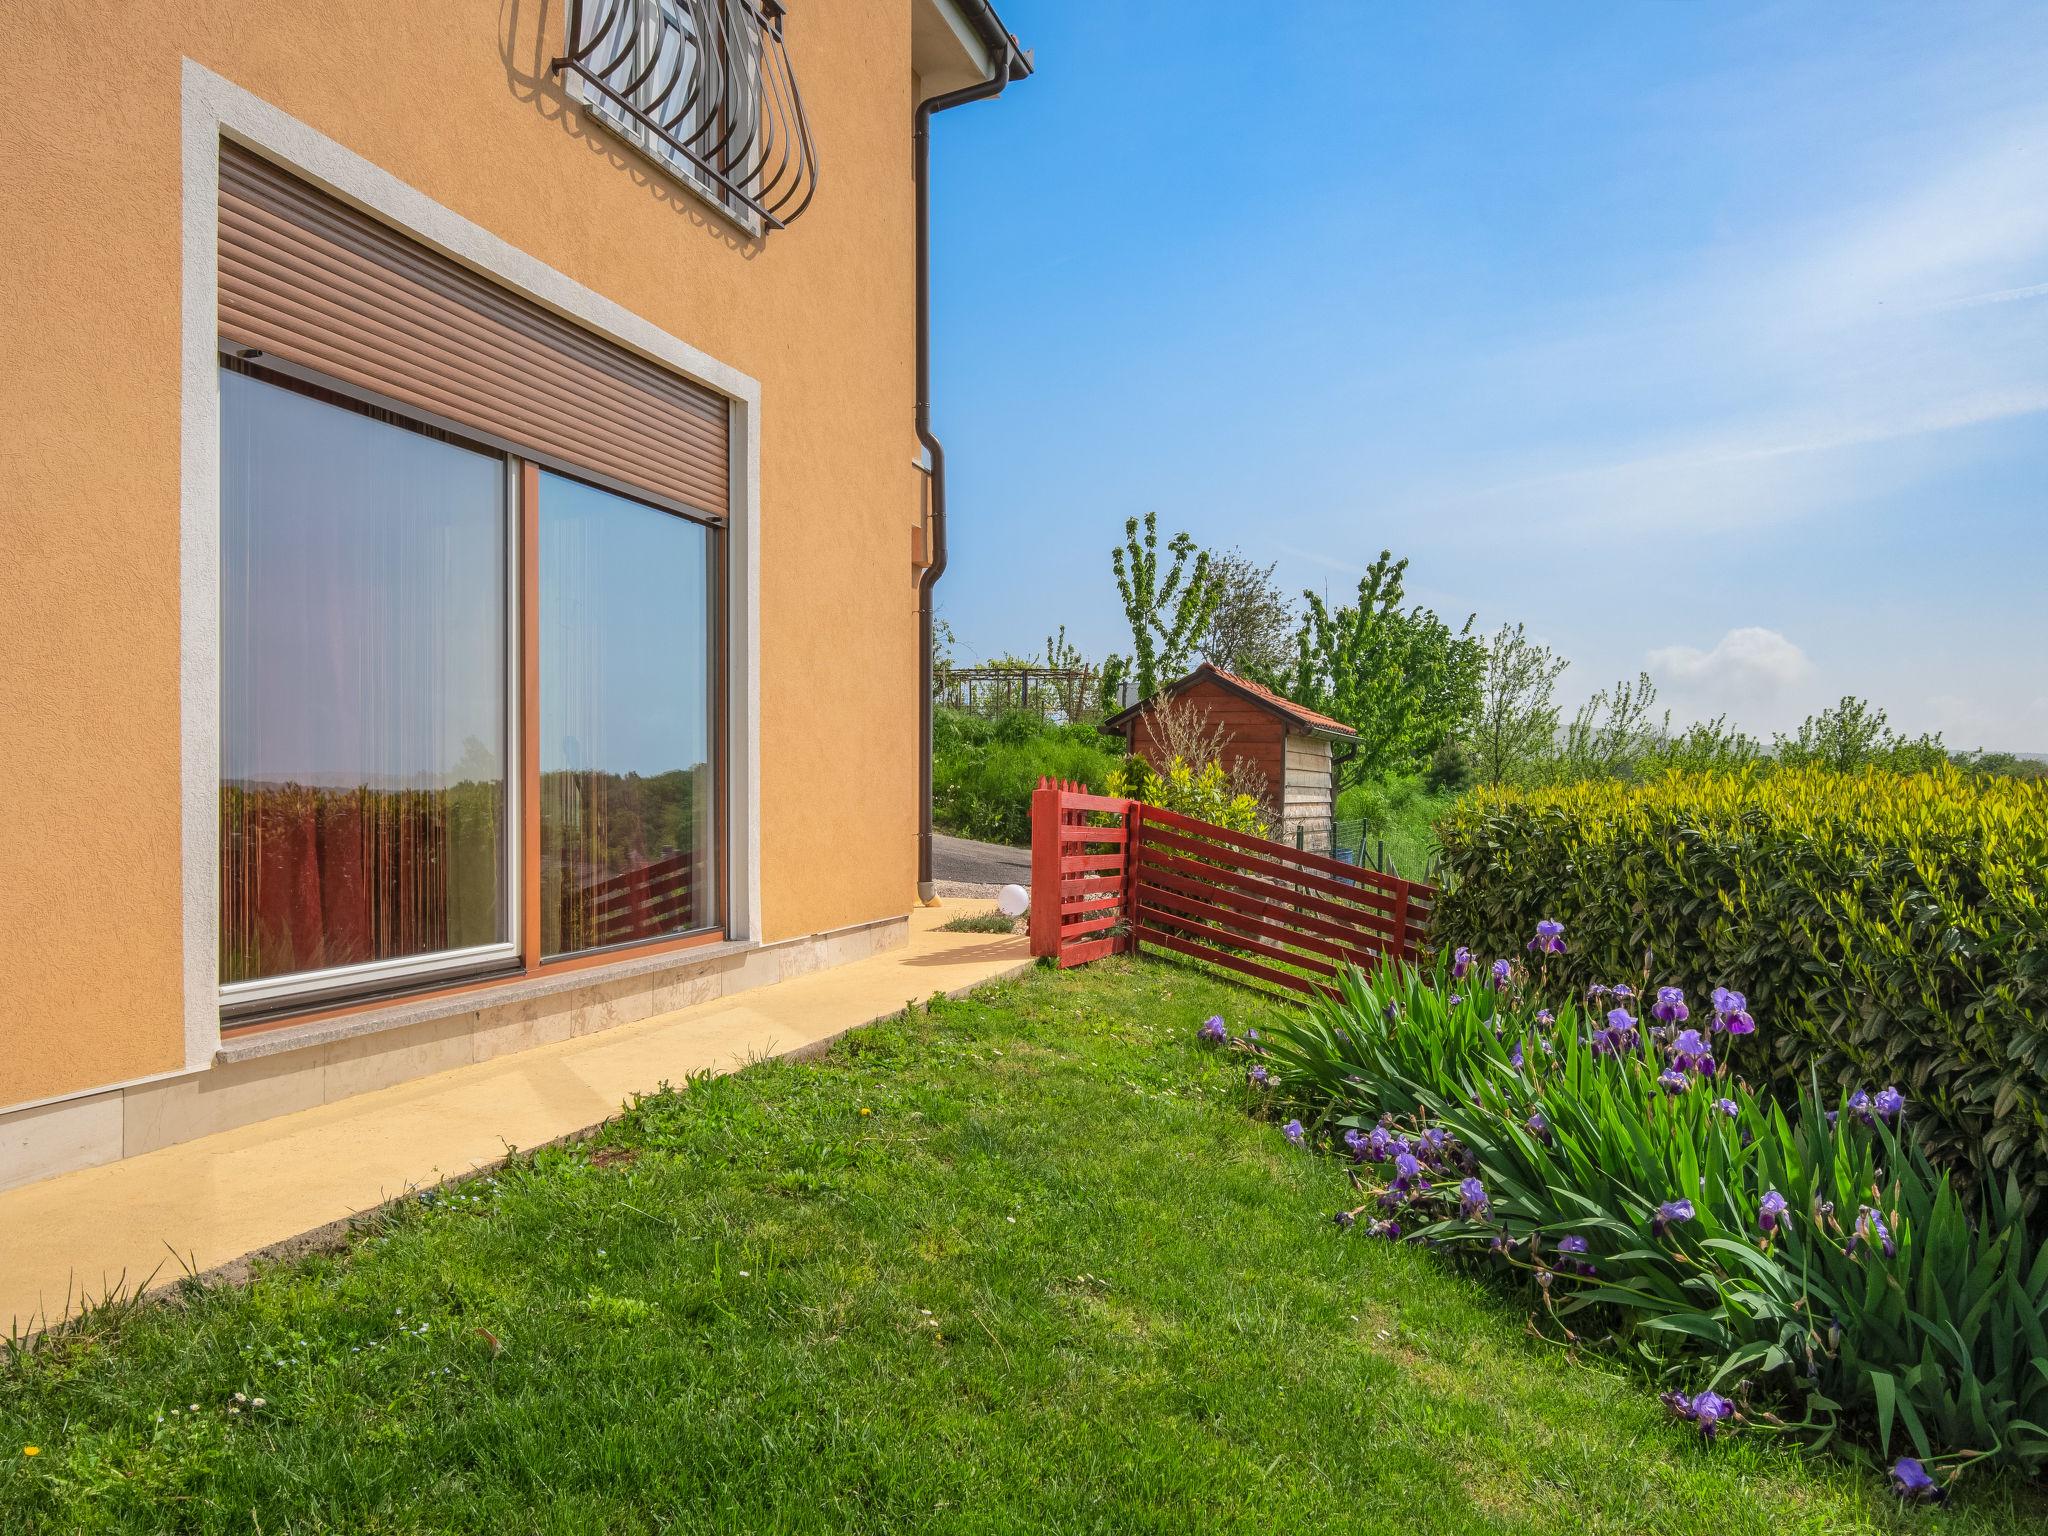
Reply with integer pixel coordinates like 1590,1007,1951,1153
1248,958,2048,1487
931,707,1122,846
1431,765,2048,1199
1108,754,1268,837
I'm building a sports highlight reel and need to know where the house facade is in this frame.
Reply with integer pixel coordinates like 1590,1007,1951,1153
1105,665,1357,851
0,1,1026,1189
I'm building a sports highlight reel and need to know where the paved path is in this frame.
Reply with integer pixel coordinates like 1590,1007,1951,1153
934,832,1030,891
1,905,1030,1334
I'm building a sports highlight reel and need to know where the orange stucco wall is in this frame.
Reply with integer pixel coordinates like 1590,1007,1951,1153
0,1,929,1106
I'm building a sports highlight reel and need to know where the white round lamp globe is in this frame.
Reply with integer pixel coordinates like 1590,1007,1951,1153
997,883,1030,918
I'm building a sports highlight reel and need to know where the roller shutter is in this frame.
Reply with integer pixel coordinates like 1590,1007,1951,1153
217,142,728,520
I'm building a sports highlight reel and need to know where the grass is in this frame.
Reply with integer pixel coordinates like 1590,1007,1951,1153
937,907,1022,934
3,960,2038,1533
1339,775,1458,881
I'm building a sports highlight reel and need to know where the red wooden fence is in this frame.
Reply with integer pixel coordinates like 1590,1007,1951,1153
1027,777,1433,996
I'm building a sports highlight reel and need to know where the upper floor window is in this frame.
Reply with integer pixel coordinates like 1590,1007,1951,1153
556,0,820,235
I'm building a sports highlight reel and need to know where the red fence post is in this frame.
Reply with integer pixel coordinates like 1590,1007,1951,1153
1120,801,1142,957
1029,775,1059,958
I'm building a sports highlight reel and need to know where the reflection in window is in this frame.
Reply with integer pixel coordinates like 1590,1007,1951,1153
219,366,510,985
539,471,717,957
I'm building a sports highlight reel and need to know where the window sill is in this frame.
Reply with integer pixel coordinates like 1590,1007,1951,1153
215,934,759,1066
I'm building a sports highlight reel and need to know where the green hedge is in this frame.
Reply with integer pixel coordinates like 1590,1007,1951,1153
1431,765,2048,1198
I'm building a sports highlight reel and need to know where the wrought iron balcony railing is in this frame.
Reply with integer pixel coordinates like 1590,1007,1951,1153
554,0,819,234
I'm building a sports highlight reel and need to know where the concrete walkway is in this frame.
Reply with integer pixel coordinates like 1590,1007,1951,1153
0,904,1031,1335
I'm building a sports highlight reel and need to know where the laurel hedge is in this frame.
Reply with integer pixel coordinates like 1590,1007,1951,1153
1430,765,2048,1198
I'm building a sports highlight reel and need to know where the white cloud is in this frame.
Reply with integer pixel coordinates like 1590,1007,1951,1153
1646,628,1814,730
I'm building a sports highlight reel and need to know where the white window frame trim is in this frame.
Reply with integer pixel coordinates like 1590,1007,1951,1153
180,58,763,1069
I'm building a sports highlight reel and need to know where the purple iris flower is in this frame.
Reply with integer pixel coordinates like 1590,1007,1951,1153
1199,1015,1227,1043
1847,1089,1873,1126
1586,983,1610,1001
1490,958,1512,989
1849,1205,1896,1259
1458,1177,1489,1219
1247,1064,1269,1088
1451,946,1473,981
1668,1029,1715,1075
1658,1067,1690,1095
1282,1119,1305,1147
1526,1109,1550,1141
1591,1007,1640,1056
1367,1218,1402,1241
1651,986,1689,1024
1890,1458,1943,1503
1365,1126,1397,1161
1611,983,1635,1000
1333,1209,1357,1229
1245,1029,1260,1044
1712,1098,1739,1117
1528,918,1566,955
1390,1152,1429,1196
1509,1042,1525,1070
1651,1198,1696,1238
1343,1128,1372,1161
1757,1188,1788,1237
1873,1086,1904,1125
1720,1006,1756,1035
1675,1390,1735,1439
1448,993,1463,1007
1533,1009,1555,1027
1557,1234,1587,1254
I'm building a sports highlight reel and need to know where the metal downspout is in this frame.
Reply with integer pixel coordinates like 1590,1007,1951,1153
915,34,1015,902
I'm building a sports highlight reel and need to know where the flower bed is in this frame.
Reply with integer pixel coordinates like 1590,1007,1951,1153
1209,925,2048,1501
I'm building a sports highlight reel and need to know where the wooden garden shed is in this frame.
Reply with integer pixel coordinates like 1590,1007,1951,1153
1103,664,1357,851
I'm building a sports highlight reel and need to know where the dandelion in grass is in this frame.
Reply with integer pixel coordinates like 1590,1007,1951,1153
1458,1177,1489,1220
1890,1457,1944,1503
1873,1086,1904,1125
1651,986,1689,1024
1451,946,1473,980
1528,918,1565,955
1199,1015,1227,1044
1757,1188,1788,1238
1651,1198,1695,1238
1282,1119,1306,1147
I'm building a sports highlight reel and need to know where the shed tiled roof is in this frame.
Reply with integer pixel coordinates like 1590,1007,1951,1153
1104,662,1357,740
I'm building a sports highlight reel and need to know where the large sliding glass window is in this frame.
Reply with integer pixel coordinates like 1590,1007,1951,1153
219,366,514,997
539,471,719,957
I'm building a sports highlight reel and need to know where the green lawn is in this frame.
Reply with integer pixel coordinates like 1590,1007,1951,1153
3,960,2038,1532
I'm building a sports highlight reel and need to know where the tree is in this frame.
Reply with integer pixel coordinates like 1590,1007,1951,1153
1548,672,1668,783
1471,622,1567,786
1200,549,1295,678
1102,512,1222,707
1773,696,1947,772
1266,550,1482,788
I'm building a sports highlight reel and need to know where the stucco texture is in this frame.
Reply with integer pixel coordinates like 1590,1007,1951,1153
0,1,925,1107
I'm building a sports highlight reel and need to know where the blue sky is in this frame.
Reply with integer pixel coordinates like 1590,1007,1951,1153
925,1,2048,750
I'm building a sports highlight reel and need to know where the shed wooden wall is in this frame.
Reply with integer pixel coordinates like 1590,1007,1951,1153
1280,733,1335,850
1122,676,1286,816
